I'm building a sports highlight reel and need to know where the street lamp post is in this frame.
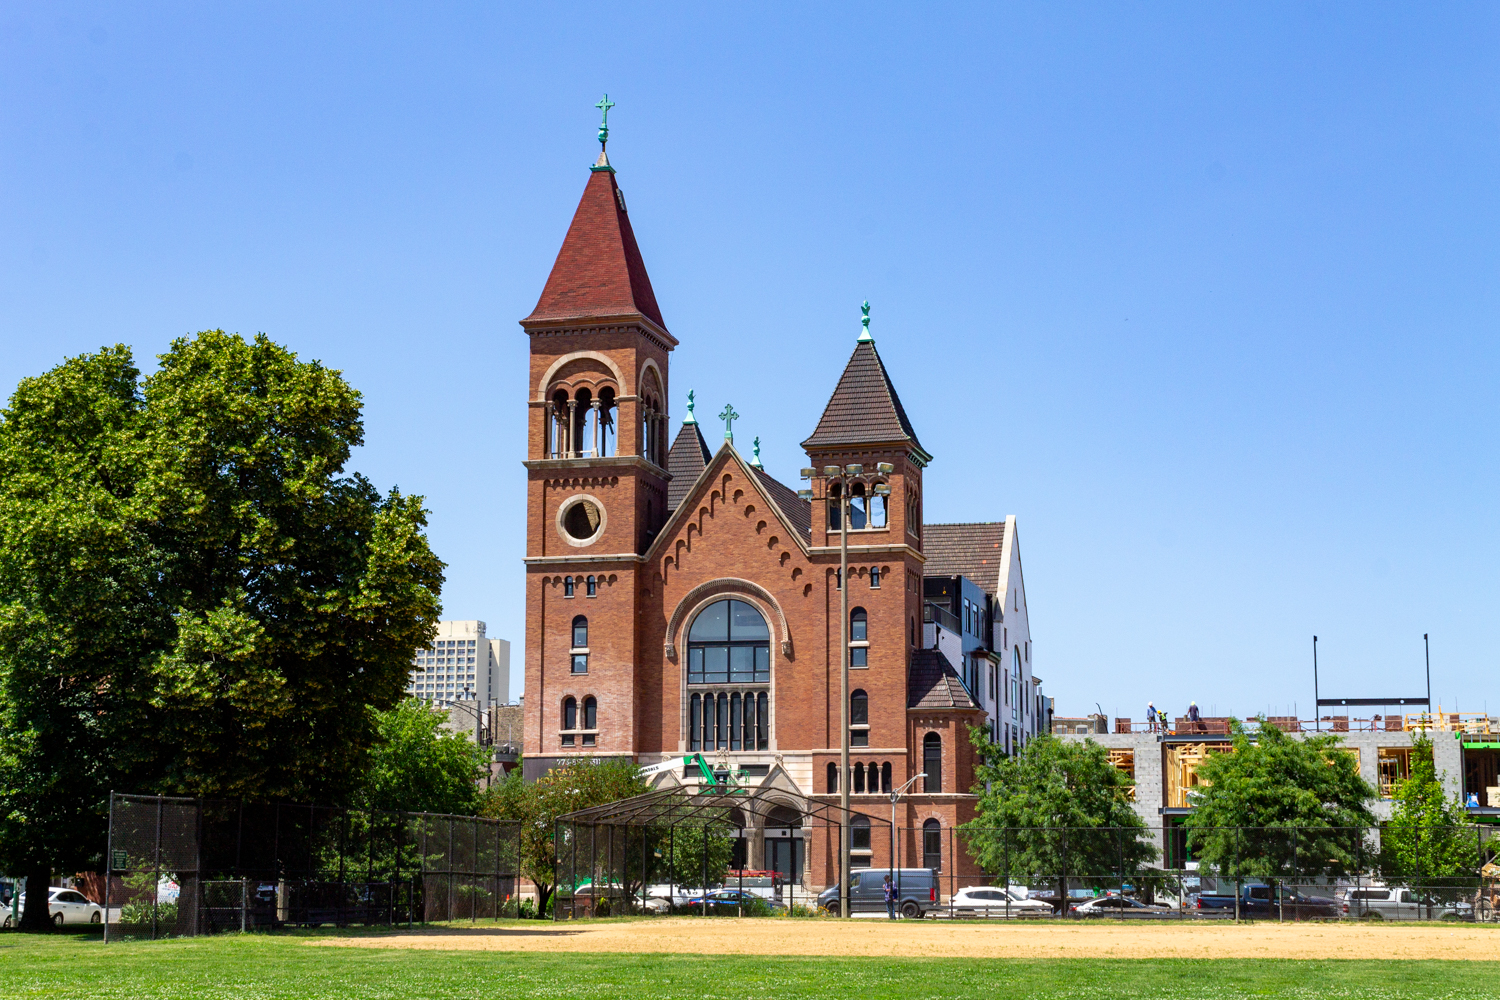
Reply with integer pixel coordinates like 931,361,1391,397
799,461,893,919
889,772,926,899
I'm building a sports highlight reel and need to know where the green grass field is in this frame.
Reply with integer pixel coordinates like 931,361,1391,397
3,926,1496,999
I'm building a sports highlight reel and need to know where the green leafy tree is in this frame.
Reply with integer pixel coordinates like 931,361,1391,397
356,699,488,815
1184,719,1375,880
1379,735,1479,901
481,758,646,917
960,730,1156,912
0,333,442,930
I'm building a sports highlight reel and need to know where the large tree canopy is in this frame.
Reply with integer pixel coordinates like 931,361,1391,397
1183,719,1375,878
0,332,442,922
357,699,488,816
960,730,1156,909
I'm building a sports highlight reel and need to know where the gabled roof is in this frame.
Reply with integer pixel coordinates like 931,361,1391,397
801,340,926,455
522,168,667,331
907,648,981,711
922,522,1007,597
666,420,712,512
645,442,814,565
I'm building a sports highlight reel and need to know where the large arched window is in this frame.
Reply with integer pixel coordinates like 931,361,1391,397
923,732,942,793
922,819,942,871
572,616,588,648
850,689,869,748
849,608,868,669
562,696,578,747
686,599,771,752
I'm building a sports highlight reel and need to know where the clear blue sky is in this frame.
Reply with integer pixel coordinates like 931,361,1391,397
3,4,1498,721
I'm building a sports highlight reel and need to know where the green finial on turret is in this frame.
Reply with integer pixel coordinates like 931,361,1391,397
683,389,697,424
749,436,763,469
857,300,873,343
592,94,617,172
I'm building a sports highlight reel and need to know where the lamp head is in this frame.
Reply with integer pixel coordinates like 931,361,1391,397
872,484,891,496
800,467,817,480
876,462,895,475
797,489,813,501
822,465,841,477
844,464,864,476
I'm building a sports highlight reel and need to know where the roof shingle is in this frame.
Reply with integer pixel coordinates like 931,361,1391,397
907,648,981,711
523,168,666,330
752,466,812,546
801,341,925,454
666,421,712,512
922,522,1007,597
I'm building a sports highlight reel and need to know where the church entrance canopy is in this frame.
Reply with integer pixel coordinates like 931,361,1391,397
553,780,892,919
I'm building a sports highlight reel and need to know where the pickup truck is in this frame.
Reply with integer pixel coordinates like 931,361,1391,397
1194,883,1338,920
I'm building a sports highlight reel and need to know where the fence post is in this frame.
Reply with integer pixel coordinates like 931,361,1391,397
701,825,708,917
241,877,248,934
153,794,163,941
103,793,115,944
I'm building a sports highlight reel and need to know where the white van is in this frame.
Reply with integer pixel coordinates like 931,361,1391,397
1342,884,1469,921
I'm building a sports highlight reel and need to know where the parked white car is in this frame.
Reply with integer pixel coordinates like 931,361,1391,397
1342,885,1472,921
2,888,103,927
949,886,1052,917
1071,894,1161,917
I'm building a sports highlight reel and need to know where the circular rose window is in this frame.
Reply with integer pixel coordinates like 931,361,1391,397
561,498,604,542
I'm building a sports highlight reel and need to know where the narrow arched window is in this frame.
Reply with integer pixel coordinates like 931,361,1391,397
849,607,868,669
562,697,577,746
922,819,942,871
923,732,942,793
582,696,598,746
850,689,869,748
881,761,893,793
853,762,865,794
690,694,702,751
827,762,839,794
572,616,588,648
564,576,575,597
586,575,597,597
852,815,871,852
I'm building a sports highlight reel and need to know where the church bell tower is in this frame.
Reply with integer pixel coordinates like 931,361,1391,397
520,98,676,775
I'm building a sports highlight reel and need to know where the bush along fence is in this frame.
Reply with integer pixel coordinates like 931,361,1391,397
103,793,522,940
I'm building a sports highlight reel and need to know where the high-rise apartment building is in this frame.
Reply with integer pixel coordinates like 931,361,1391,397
407,620,511,707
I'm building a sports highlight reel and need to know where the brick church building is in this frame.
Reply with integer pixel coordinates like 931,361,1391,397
520,138,1038,888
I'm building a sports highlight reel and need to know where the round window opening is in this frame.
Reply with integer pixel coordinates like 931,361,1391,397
563,499,603,541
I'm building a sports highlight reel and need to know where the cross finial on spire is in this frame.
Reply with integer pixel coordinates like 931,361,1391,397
749,436,763,469
718,403,739,442
595,94,615,148
683,389,697,425
857,300,874,343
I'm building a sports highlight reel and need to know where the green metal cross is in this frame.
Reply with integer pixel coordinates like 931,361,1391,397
596,94,616,147
719,403,739,442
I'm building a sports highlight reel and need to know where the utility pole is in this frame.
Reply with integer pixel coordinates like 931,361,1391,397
1312,636,1319,732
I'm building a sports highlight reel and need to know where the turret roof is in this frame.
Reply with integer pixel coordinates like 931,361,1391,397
801,340,925,454
523,167,666,331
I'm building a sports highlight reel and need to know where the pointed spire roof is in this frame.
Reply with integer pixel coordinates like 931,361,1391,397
801,340,927,457
522,167,668,332
666,419,712,512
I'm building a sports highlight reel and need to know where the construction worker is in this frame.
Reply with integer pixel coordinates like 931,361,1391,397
1187,701,1201,732
1147,702,1157,733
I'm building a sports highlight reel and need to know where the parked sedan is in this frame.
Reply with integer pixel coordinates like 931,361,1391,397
682,889,785,915
949,887,1052,917
1071,894,1162,917
2,888,103,927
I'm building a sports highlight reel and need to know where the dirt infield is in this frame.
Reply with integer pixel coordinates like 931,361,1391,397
312,917,1499,961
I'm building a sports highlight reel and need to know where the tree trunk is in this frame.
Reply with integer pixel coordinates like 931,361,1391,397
19,864,52,932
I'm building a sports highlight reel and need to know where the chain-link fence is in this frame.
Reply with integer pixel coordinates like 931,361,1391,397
551,799,1498,923
104,793,521,940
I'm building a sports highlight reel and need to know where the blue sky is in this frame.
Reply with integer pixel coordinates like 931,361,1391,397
3,4,1498,721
